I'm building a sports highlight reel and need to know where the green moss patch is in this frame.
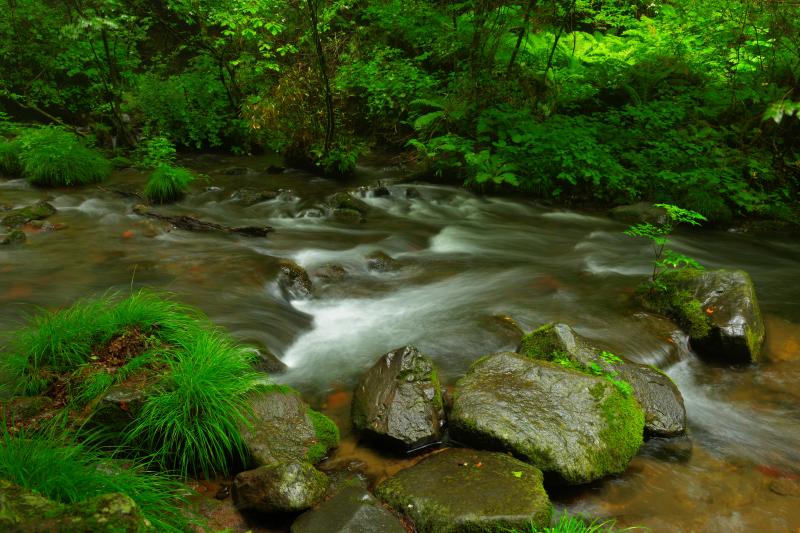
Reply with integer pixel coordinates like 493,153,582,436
306,408,340,463
594,384,645,476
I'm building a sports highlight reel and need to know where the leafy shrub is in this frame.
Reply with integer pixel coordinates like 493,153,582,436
16,127,110,186
0,427,192,531
136,136,177,168
144,164,194,204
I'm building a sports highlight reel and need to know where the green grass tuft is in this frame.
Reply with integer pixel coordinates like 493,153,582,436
510,511,637,532
17,127,111,186
0,426,194,531
125,330,262,476
144,164,194,204
0,139,23,176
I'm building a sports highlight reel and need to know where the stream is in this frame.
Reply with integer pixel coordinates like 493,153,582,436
2,154,800,531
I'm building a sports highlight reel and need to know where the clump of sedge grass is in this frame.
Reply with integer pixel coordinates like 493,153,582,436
512,511,639,532
17,127,111,186
144,164,194,204
0,139,23,176
0,424,194,531
125,330,263,477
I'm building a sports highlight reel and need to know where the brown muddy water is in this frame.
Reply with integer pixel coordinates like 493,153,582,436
1,154,800,532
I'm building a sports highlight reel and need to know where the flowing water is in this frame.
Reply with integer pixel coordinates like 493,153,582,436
2,154,800,531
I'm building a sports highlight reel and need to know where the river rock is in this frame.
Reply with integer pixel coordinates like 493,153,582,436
364,251,399,272
222,166,251,176
240,389,339,467
230,188,280,205
91,382,150,433
645,269,765,364
609,202,667,225
328,192,369,215
233,461,328,514
376,448,551,532
278,260,313,299
291,483,405,533
0,229,26,245
246,344,288,374
351,346,444,451
312,264,348,282
519,323,686,437
450,352,644,484
1,396,53,421
0,480,145,532
1,200,56,228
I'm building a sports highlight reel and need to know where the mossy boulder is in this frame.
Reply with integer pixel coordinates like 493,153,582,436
364,251,400,272
278,260,313,300
0,229,26,245
0,480,146,532
291,483,406,533
519,323,686,437
230,188,280,206
351,346,445,451
90,382,151,434
450,352,644,484
240,389,339,467
376,448,551,533
233,461,328,514
643,269,765,364
1,200,56,228
328,192,369,215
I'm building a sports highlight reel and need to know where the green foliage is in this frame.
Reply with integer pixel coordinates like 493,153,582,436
138,137,177,168
0,426,193,531
0,139,22,176
16,127,110,187
511,510,632,532
126,330,262,476
625,204,706,284
144,165,194,204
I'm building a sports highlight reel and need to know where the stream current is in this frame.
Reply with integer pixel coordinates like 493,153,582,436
1,154,799,531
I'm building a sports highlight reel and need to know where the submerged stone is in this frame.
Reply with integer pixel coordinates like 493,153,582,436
0,229,26,245
0,480,145,532
450,352,644,484
230,188,280,206
1,200,56,228
278,260,313,300
328,192,369,215
644,269,765,364
240,389,338,467
351,345,445,451
376,448,551,533
364,251,399,272
609,202,667,225
291,483,405,533
519,323,686,437
233,461,328,514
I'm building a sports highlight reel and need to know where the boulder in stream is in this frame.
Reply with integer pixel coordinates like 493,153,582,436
609,202,667,225
233,461,328,514
328,192,369,223
642,269,765,364
239,388,339,467
364,251,400,272
278,260,313,299
0,229,26,245
291,483,406,533
0,479,146,532
519,323,686,437
376,448,551,532
351,346,445,451
1,200,56,228
450,352,644,484
230,188,280,206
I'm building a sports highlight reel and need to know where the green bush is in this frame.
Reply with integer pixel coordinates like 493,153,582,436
144,164,194,204
0,427,192,531
16,127,110,186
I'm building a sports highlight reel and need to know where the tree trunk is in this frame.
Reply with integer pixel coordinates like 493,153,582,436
306,0,334,155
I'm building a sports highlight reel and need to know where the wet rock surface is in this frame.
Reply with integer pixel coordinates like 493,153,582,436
0,229,26,245
240,390,334,467
0,480,145,532
450,352,644,484
609,202,667,225
351,346,444,451
364,251,400,272
278,260,313,300
233,461,328,514
376,448,551,533
291,483,406,533
519,323,687,436
230,188,281,206
92,382,150,433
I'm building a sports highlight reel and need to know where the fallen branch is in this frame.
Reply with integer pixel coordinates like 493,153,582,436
132,204,273,237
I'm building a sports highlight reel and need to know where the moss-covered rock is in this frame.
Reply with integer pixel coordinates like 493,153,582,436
1,200,56,228
351,345,445,451
0,229,26,245
450,352,644,484
230,188,280,206
240,389,339,467
291,483,405,533
642,269,765,364
364,251,400,272
0,480,146,532
328,192,369,215
519,323,686,437
233,461,328,514
376,448,551,533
